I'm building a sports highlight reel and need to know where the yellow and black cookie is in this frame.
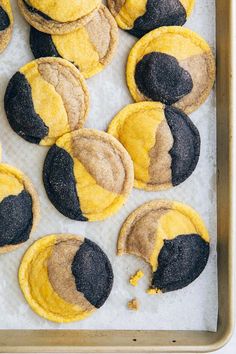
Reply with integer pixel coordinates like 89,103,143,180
43,129,134,222
18,0,101,35
118,200,210,293
30,5,118,79
127,26,215,114
0,0,13,53
0,163,40,254
107,0,195,38
108,102,200,191
19,234,113,323
4,57,89,146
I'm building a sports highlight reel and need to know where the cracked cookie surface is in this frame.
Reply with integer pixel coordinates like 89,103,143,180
0,163,40,254
30,5,118,78
19,234,113,323
108,102,200,191
118,200,210,293
4,57,89,146
107,0,195,38
18,0,101,34
127,26,215,114
43,129,134,221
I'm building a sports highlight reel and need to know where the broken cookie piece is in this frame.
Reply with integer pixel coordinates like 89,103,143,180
128,298,139,311
130,270,144,286
118,200,210,293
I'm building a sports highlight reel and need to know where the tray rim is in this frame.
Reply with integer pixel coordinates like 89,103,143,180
0,0,234,352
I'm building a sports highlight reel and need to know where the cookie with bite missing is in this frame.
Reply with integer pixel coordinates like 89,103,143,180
127,26,215,114
0,0,13,53
18,0,101,35
0,163,40,254
107,0,195,38
4,57,89,146
108,102,200,191
43,129,134,222
118,200,210,293
30,5,118,79
19,234,113,323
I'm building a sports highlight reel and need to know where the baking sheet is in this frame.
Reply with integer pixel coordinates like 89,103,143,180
0,0,217,331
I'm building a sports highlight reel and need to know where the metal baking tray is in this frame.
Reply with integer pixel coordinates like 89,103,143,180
0,0,234,352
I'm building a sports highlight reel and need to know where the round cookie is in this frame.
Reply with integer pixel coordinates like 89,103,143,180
108,102,200,191
127,26,215,114
118,200,210,293
30,5,118,78
18,0,102,35
0,163,40,254
0,0,13,53
19,234,113,323
107,0,195,38
43,129,134,222
4,57,89,146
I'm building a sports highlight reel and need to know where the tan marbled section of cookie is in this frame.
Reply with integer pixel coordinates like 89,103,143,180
118,200,171,260
17,0,101,35
175,52,216,113
86,5,118,66
0,0,13,53
71,129,134,195
0,163,40,254
37,57,89,132
107,0,125,17
148,119,173,188
47,236,94,311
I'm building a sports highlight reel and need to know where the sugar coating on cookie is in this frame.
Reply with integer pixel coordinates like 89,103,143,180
0,0,13,53
4,57,89,146
108,102,200,191
0,163,39,254
118,200,210,293
43,129,134,222
107,0,195,38
127,26,215,114
19,234,113,323
30,5,118,78
18,0,102,34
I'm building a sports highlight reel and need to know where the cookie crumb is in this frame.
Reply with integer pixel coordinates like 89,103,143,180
128,298,139,311
146,288,162,295
129,270,144,286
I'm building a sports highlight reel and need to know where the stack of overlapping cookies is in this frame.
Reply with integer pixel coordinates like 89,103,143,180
0,0,215,323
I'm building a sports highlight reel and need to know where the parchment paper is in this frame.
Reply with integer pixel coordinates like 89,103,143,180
0,0,217,331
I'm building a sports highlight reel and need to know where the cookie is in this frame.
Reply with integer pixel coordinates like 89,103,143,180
127,26,215,114
107,0,195,38
0,163,40,254
118,200,210,293
30,5,118,79
0,0,13,53
130,270,144,286
108,102,200,191
18,0,101,35
19,234,113,323
43,129,134,222
4,57,89,146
